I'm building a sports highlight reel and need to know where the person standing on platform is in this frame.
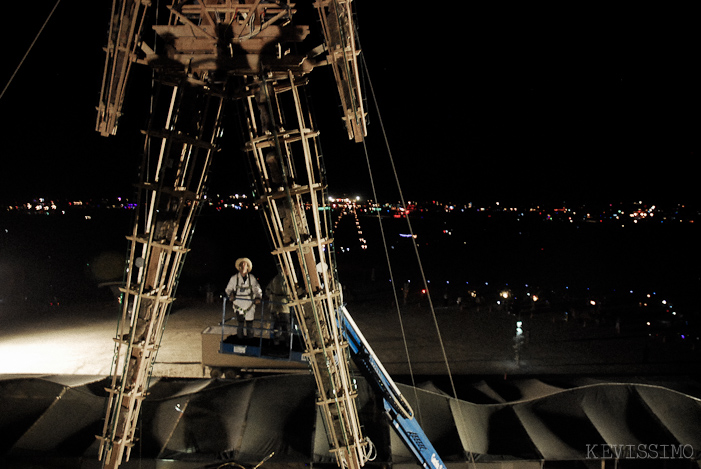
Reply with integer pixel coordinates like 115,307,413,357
225,257,262,339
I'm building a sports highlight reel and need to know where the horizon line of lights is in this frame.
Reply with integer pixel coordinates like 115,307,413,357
3,196,698,224
3,195,694,209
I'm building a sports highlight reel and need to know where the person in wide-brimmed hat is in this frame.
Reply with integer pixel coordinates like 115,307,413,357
225,257,262,338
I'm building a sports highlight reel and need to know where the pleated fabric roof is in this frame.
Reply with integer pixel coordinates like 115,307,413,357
1,374,700,468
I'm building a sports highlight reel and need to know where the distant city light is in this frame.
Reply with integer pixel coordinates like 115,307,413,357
3,196,698,225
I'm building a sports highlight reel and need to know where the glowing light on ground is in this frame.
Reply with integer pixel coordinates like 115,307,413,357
0,321,115,375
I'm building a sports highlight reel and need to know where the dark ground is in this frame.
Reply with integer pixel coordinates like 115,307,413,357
1,206,699,395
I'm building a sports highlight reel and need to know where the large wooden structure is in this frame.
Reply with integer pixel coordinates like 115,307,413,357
95,2,369,469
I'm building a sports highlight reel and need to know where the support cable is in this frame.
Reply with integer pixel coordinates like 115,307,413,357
0,0,62,102
356,50,457,400
354,74,421,425
357,48,479,469
334,15,424,420
357,32,478,469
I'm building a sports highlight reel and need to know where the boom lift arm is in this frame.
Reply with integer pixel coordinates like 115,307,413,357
342,306,446,469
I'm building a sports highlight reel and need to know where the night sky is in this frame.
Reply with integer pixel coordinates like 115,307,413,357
0,3,698,205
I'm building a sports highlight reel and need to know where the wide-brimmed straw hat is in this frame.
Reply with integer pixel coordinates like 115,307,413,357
235,257,253,272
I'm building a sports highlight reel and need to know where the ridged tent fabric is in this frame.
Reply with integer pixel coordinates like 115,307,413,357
450,379,701,464
140,374,319,462
1,374,700,468
0,375,107,462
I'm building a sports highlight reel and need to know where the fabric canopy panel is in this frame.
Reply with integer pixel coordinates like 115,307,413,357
141,374,319,462
0,375,107,461
450,380,701,463
1,374,700,467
